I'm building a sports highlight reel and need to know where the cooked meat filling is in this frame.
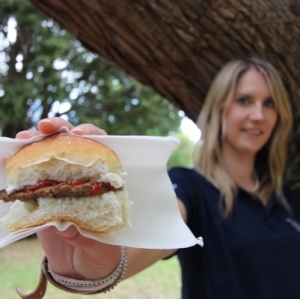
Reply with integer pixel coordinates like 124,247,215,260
0,181,119,203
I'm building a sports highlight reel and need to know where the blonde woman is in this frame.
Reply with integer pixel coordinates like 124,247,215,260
17,57,300,299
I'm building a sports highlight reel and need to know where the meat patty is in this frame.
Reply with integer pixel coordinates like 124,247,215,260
0,182,119,203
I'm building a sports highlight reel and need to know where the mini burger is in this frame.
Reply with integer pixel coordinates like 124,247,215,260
0,133,132,233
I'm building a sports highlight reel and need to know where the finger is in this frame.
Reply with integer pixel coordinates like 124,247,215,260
58,226,122,279
37,117,74,134
58,225,79,241
58,226,104,251
71,124,107,136
15,130,42,139
37,227,75,274
58,226,120,261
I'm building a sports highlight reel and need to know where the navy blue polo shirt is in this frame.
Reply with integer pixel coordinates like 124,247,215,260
168,167,300,299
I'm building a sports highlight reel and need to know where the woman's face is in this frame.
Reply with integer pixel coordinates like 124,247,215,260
222,68,278,157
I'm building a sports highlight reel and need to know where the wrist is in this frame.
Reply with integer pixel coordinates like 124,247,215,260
76,245,123,280
47,247,127,294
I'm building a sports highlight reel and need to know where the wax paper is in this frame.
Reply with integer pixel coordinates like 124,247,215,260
0,127,203,249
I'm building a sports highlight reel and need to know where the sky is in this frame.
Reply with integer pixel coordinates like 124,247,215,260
180,117,201,142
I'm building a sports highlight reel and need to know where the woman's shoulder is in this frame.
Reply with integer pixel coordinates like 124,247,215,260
280,186,300,218
168,166,209,183
168,166,194,174
282,185,299,200
168,166,212,193
169,166,202,182
168,166,201,177
282,186,300,204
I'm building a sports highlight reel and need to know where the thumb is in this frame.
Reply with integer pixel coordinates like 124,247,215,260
58,225,79,239
57,226,95,250
57,226,119,256
57,225,122,279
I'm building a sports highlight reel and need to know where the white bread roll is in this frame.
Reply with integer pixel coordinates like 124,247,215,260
0,133,132,233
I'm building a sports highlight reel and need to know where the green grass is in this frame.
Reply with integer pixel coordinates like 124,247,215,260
0,238,181,299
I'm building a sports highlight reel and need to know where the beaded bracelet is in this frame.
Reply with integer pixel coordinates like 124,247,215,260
47,247,127,294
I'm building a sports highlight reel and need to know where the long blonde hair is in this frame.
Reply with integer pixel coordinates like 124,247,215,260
194,57,293,216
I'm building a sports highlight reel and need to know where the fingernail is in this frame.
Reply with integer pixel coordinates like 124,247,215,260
39,119,52,124
15,131,27,138
71,129,85,135
16,130,36,139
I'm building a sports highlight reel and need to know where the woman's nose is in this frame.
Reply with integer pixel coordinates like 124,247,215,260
250,103,264,120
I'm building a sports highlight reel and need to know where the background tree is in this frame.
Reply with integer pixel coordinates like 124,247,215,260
167,131,195,169
0,0,181,138
26,0,300,194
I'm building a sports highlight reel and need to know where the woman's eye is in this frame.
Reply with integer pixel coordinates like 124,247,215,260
264,99,275,108
237,97,249,105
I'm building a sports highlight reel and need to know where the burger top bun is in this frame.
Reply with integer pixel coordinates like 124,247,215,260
6,133,124,193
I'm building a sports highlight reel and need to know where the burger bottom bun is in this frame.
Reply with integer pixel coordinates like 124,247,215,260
0,190,132,233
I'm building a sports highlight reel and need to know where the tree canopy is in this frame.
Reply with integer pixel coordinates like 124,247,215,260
0,0,182,138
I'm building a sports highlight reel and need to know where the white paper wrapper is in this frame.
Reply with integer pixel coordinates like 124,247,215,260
0,127,203,249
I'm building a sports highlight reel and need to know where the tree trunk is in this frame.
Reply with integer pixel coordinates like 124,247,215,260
28,0,300,192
